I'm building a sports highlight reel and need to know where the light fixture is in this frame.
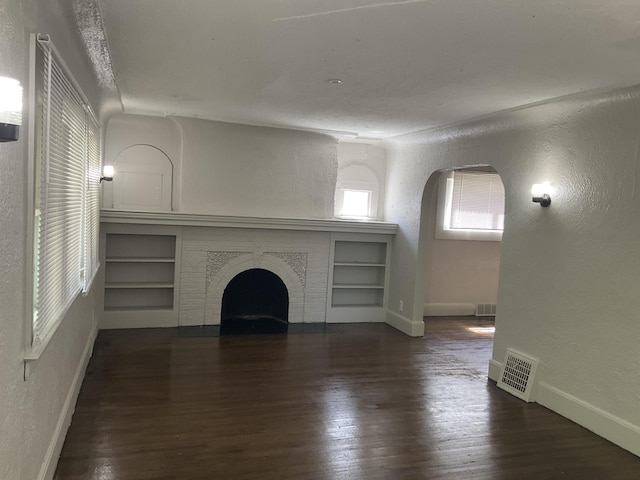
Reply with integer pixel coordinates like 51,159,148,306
100,165,114,182
327,78,343,85
531,183,551,207
0,76,23,142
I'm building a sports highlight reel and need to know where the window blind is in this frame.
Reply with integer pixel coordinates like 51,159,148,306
449,171,505,231
32,36,101,348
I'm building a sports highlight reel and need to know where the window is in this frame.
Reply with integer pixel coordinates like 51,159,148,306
335,164,381,219
341,189,371,218
29,35,102,355
436,169,505,241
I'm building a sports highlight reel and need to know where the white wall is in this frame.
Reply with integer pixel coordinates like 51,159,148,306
335,142,387,219
424,174,501,307
0,2,104,479
425,239,501,305
384,85,640,454
105,115,339,219
103,114,183,210
177,118,338,218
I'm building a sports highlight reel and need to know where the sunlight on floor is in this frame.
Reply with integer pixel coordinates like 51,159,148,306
467,326,495,334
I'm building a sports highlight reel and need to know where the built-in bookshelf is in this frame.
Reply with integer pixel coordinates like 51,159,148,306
327,234,391,323
102,225,181,328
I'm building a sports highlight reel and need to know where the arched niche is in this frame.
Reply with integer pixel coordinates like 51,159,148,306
110,144,174,211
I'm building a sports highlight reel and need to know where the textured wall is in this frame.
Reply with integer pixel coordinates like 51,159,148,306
425,238,501,305
103,114,183,210
176,118,338,218
384,85,640,440
0,1,103,479
424,178,502,306
336,142,387,219
105,115,339,219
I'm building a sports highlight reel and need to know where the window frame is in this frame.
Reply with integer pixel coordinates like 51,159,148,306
334,164,381,221
337,188,373,219
25,34,102,367
435,170,504,242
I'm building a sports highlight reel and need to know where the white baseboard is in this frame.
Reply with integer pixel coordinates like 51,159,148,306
536,381,640,458
423,303,476,316
488,359,502,382
386,310,424,337
489,361,640,456
38,322,98,480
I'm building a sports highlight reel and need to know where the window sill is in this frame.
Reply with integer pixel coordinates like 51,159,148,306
435,227,503,242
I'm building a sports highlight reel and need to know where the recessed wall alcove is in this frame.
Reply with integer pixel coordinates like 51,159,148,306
221,269,289,334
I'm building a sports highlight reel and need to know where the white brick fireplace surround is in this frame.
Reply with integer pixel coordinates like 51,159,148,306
100,211,397,329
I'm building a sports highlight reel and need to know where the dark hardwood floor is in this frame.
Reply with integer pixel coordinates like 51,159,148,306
54,317,640,479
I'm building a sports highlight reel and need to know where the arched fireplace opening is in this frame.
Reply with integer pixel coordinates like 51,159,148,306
220,268,289,335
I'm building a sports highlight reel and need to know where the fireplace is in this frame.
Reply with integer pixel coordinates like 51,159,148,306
220,268,289,334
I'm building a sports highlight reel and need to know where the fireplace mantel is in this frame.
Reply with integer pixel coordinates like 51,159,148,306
101,209,398,235
100,210,397,330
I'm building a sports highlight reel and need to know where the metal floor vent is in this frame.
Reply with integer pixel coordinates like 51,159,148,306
497,349,539,402
475,303,497,316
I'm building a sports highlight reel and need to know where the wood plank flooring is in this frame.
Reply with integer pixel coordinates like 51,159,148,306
54,317,640,479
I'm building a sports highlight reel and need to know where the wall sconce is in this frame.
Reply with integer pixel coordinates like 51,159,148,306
100,165,114,182
0,77,23,142
531,183,551,207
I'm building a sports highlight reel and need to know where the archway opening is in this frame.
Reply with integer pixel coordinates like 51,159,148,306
220,269,289,335
419,166,504,371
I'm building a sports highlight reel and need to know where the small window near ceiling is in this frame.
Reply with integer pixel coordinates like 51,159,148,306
436,169,505,241
334,164,381,220
341,189,372,218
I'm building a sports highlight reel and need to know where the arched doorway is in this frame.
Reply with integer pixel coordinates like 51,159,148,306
220,269,289,335
418,166,504,371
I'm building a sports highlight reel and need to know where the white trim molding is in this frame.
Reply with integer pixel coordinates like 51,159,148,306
101,209,398,235
386,310,424,337
423,302,476,317
488,361,640,456
536,382,640,458
488,359,503,382
38,321,98,480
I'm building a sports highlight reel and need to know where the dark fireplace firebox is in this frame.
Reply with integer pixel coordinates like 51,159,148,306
220,268,289,335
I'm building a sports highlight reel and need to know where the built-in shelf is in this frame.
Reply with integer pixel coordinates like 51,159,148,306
334,262,386,267
333,284,385,289
106,257,175,263
103,229,179,317
328,236,391,318
104,305,174,312
105,282,175,289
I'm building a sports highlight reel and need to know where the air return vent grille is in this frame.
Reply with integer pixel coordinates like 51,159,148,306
475,303,497,316
497,349,539,402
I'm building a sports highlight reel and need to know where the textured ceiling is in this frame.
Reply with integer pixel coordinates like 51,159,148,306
94,0,640,139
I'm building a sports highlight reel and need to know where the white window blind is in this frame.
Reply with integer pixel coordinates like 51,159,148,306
32,35,101,349
448,170,505,231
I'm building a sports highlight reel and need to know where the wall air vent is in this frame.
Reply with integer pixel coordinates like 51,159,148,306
497,349,539,402
475,303,497,316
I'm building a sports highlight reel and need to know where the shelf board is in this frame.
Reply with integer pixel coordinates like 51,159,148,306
106,257,175,263
331,303,384,308
104,306,174,312
105,282,174,289
332,284,385,289
333,262,386,267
